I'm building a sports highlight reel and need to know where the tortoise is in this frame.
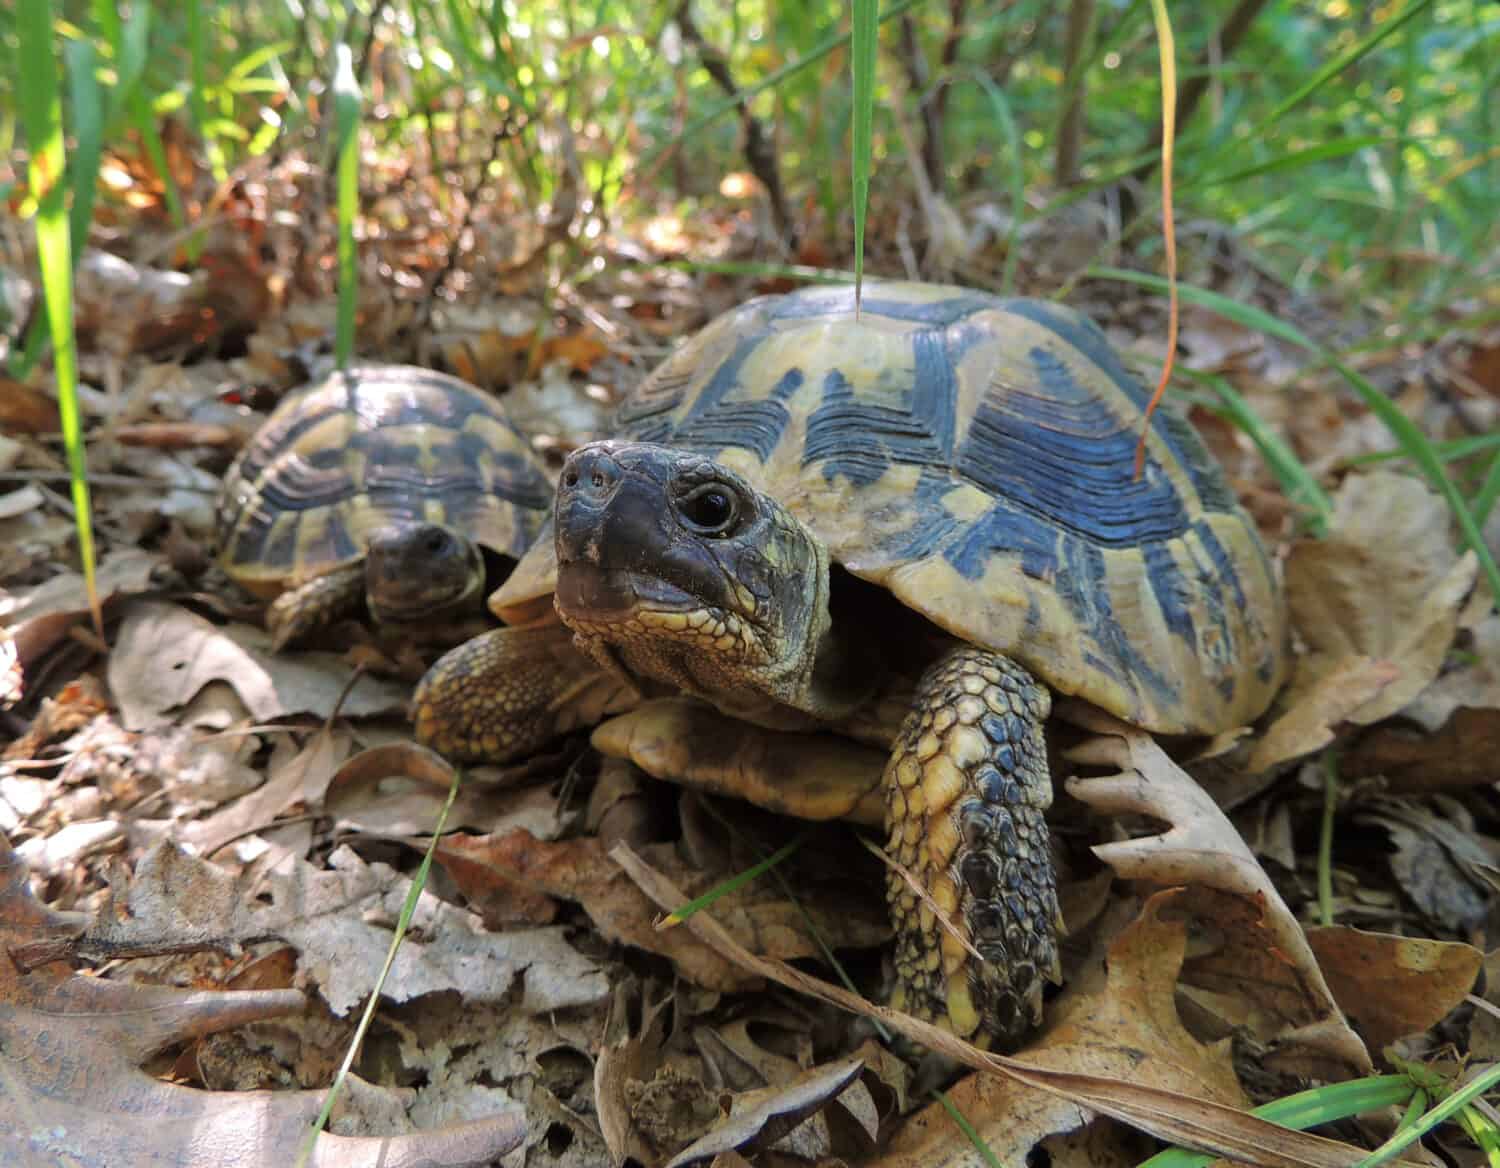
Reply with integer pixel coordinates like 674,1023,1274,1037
413,282,1287,1046
217,364,556,651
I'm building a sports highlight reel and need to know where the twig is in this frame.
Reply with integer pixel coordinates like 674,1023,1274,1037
676,1,798,250
417,118,526,333
1054,0,1097,188
897,1,967,195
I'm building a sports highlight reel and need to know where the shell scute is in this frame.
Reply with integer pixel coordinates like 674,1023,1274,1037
595,281,1286,733
219,365,551,596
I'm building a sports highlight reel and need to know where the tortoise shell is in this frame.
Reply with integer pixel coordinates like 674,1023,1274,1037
219,364,553,598
498,282,1286,735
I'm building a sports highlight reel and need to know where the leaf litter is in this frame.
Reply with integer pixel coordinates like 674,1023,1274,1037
2,122,1497,1168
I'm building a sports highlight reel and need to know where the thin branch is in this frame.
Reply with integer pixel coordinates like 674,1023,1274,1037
676,1,798,249
1054,0,1096,188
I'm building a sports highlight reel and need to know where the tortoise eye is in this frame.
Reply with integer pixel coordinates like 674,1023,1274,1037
679,483,739,535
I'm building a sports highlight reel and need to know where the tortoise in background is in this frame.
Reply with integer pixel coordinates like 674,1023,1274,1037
217,364,554,651
414,282,1287,1046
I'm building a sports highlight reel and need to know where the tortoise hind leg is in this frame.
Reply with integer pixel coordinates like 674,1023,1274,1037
266,561,367,650
884,646,1062,1049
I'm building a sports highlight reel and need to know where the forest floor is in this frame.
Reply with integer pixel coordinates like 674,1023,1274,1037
3,140,1500,1168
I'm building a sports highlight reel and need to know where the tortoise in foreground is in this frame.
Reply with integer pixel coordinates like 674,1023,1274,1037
217,364,554,650
414,282,1287,1045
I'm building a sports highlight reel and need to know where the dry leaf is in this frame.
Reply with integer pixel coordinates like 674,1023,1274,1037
1064,706,1372,1079
1249,656,1400,772
1346,706,1500,792
71,838,607,1018
1404,616,1500,730
1356,798,1494,933
876,893,1244,1168
1306,926,1481,1052
108,600,409,728
0,378,62,433
1259,472,1478,769
0,835,525,1167
8,550,158,670
663,1057,865,1167
435,827,889,992
611,842,1384,1168
179,726,351,856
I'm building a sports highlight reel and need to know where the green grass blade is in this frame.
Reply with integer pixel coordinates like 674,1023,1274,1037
1255,0,1436,133
1182,369,1331,534
1139,1075,1417,1168
850,0,877,307
332,42,361,369
187,0,226,182
10,25,103,378
1470,449,1500,528
1358,1063,1500,1167
64,38,103,255
1092,266,1500,603
18,0,102,638
661,830,809,927
1188,137,1418,190
294,762,464,1167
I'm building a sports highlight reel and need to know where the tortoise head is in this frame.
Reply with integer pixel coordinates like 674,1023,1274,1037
365,522,486,627
552,441,837,721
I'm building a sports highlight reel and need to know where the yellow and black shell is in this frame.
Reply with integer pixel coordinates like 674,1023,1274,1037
218,364,552,596
508,281,1286,734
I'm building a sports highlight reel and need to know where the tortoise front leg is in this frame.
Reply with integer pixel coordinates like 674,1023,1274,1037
413,621,640,763
884,646,1061,1049
266,561,367,650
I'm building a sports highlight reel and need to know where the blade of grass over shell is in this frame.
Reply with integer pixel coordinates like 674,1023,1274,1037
850,0,877,311
18,0,102,640
1139,1075,1419,1168
294,764,463,1167
332,43,361,369
1180,369,1331,534
1134,0,1180,476
1091,267,1500,603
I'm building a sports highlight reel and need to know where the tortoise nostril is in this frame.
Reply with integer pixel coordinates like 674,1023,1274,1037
563,471,578,488
591,472,605,488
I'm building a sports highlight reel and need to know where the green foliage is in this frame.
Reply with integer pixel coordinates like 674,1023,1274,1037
1,0,1494,609
15,0,101,635
332,42,361,369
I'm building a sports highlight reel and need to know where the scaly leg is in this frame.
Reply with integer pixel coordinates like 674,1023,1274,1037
884,646,1061,1048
